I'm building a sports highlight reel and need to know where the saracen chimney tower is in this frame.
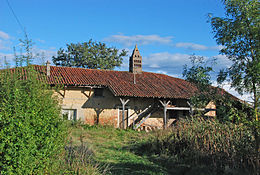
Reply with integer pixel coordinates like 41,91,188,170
129,45,142,74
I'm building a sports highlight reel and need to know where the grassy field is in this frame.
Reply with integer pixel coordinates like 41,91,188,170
69,124,177,175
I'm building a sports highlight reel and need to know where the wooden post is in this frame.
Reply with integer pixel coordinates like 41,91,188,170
120,98,130,129
159,100,170,129
163,105,167,128
187,101,193,116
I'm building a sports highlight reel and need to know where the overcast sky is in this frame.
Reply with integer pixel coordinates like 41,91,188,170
0,0,252,102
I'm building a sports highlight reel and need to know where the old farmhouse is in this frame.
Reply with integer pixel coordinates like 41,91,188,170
36,45,216,130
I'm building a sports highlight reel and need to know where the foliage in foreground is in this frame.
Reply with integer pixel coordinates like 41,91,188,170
133,118,259,174
0,67,67,174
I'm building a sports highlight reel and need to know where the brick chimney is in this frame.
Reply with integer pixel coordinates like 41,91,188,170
46,61,51,76
129,45,142,74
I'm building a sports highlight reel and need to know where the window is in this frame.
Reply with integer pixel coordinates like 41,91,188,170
134,60,141,63
94,88,104,97
62,109,77,121
134,64,141,68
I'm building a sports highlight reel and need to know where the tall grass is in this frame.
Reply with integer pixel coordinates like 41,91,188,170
134,117,259,174
50,121,109,175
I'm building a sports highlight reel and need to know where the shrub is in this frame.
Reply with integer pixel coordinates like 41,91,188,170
0,67,67,174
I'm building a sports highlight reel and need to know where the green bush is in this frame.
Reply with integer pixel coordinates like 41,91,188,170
0,67,67,174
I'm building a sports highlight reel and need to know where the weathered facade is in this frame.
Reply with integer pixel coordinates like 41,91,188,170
57,86,194,130
35,45,217,130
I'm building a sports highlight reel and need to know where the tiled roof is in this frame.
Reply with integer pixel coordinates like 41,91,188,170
32,65,197,99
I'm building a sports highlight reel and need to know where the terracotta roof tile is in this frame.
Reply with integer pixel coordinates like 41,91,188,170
32,65,198,99
7,65,198,99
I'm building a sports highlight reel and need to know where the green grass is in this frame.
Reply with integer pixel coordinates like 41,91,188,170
70,125,171,175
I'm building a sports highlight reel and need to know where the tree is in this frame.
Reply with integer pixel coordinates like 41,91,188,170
3,56,10,69
52,40,127,70
209,0,259,121
183,56,219,117
19,32,34,66
183,55,250,122
209,0,259,155
12,31,37,67
183,55,214,116
183,55,214,89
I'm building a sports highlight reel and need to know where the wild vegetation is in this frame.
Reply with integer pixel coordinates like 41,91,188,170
63,120,259,175
134,118,258,174
182,1,260,169
0,0,258,174
0,68,104,174
0,67,67,174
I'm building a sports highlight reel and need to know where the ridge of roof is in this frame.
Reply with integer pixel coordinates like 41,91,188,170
35,64,185,78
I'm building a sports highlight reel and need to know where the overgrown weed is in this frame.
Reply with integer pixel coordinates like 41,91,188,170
131,117,259,174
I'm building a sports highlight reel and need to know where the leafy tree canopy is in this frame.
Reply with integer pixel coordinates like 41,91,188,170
183,55,252,122
52,40,127,70
209,0,259,119
183,55,215,89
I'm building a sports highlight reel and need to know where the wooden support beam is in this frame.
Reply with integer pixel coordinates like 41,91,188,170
63,86,66,97
167,107,190,110
57,86,66,98
82,87,93,98
132,103,160,130
159,100,170,129
134,112,152,130
187,101,194,116
129,104,151,129
166,106,207,111
132,105,152,119
120,98,130,129
187,101,216,112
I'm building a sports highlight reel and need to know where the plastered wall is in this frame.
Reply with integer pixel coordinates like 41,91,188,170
54,87,193,129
